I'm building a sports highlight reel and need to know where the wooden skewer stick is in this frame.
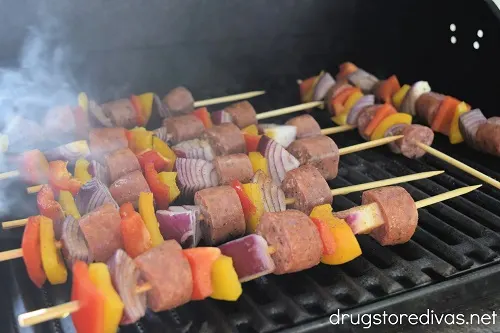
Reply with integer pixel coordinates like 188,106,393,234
415,142,500,190
2,218,28,229
320,125,355,136
193,90,266,107
0,170,21,181
0,241,63,262
415,185,482,209
255,101,323,120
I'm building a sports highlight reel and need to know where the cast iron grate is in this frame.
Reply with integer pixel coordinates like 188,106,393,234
0,106,499,333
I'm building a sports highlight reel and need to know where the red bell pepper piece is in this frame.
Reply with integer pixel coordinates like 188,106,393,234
21,216,46,288
230,180,257,221
193,107,213,129
71,261,105,333
182,247,221,300
136,150,170,173
119,202,136,219
120,211,152,258
244,134,262,152
130,95,146,127
311,217,336,255
144,162,170,210
48,161,82,196
37,185,65,224
19,149,50,185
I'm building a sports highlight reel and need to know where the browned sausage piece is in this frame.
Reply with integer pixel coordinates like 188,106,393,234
105,148,141,183
256,210,322,274
163,114,205,144
109,170,151,208
357,105,379,140
101,98,137,129
362,186,418,245
79,203,123,262
224,101,258,129
194,186,246,245
281,165,332,214
204,123,246,156
162,86,195,115
393,124,434,159
285,114,322,139
476,122,500,156
214,153,254,185
89,128,128,163
134,240,192,312
325,82,354,116
287,136,339,180
415,92,445,125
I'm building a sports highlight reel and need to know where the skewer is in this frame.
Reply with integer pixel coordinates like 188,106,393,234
255,101,323,120
320,124,355,136
193,90,266,107
16,184,480,327
414,142,500,190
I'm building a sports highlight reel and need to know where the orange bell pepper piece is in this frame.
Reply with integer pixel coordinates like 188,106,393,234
48,161,82,196
193,107,213,129
244,134,262,152
431,96,461,135
311,217,336,255
22,216,46,288
376,75,400,104
363,104,397,137
337,62,358,80
144,162,170,209
182,247,221,300
120,211,152,258
119,202,136,219
299,76,318,102
130,95,146,127
330,87,361,115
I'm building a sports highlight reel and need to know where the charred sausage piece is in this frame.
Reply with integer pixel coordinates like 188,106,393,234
224,101,258,129
393,125,434,159
256,210,322,274
194,186,246,245
281,165,332,214
109,170,151,208
287,136,339,180
89,128,128,163
162,86,195,115
204,123,246,156
362,186,418,245
79,203,123,262
101,98,137,129
134,240,193,312
214,154,254,185
476,122,500,156
285,114,322,139
415,92,445,125
105,148,141,183
163,114,205,145
357,105,380,140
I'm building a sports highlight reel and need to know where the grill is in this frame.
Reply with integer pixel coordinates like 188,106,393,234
1,0,500,332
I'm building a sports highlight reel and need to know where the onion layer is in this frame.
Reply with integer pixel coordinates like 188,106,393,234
156,206,201,248
88,100,114,128
262,125,297,148
44,140,90,163
89,160,110,186
153,127,170,143
175,158,218,197
347,69,379,93
75,178,118,214
173,139,215,161
312,72,336,101
61,216,92,266
400,81,431,115
154,94,169,118
459,108,487,147
107,249,147,325
346,94,375,126
251,170,286,212
257,136,300,184
211,110,233,125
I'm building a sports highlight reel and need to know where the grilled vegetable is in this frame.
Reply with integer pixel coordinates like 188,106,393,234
138,192,164,247
76,178,118,215
22,216,46,288
40,216,67,284
182,247,221,300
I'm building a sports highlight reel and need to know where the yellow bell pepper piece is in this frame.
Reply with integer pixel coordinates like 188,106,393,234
138,192,164,247
242,183,265,232
58,190,80,219
153,136,176,172
449,102,470,144
88,263,124,333
392,84,411,109
129,127,153,154
74,158,92,184
331,91,364,125
370,113,413,141
210,255,242,301
39,216,67,284
0,134,9,153
331,113,348,126
138,92,154,124
310,204,362,265
242,124,259,135
248,152,268,176
78,92,89,112
158,172,181,202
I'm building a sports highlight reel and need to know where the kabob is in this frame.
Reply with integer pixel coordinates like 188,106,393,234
14,182,480,332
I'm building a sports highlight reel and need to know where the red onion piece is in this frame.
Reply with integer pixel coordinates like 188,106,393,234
44,140,90,163
152,127,170,143
400,81,431,115
251,170,286,212
312,72,336,101
61,216,92,267
75,178,118,214
153,94,169,118
88,99,114,128
211,110,232,125
346,94,375,126
459,109,487,147
219,234,275,282
107,249,147,325
347,69,379,93
173,139,215,161
89,160,110,186
175,158,218,197
156,207,201,248
257,136,300,184
334,203,385,235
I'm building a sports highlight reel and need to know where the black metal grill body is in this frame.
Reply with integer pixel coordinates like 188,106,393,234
0,0,500,332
